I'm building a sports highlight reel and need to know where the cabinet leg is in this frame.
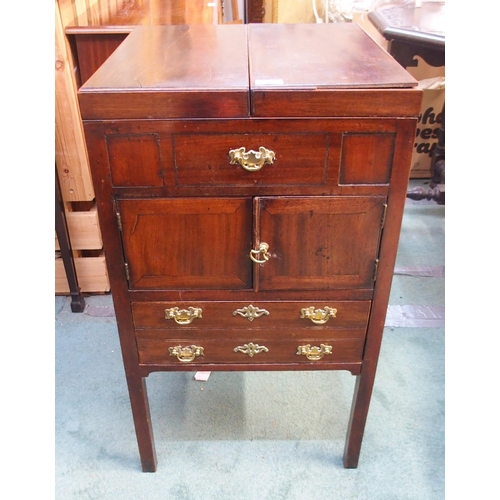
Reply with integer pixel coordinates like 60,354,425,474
343,372,375,468
126,375,157,472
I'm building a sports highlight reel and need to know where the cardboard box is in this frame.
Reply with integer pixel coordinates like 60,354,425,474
406,58,445,178
410,83,444,178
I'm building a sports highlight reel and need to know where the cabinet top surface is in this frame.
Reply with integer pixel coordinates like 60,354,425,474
248,23,416,90
80,23,416,92
81,24,249,91
78,23,421,119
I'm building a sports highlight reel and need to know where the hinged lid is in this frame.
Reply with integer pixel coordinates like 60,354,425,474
78,25,250,120
249,24,417,90
248,23,421,117
78,23,422,120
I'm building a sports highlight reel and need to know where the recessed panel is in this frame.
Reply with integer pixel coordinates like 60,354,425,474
107,134,163,187
118,198,253,290
340,133,395,184
256,196,386,290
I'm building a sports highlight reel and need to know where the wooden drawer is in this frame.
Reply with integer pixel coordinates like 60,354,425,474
137,337,365,365
174,133,328,187
131,300,371,330
90,120,400,191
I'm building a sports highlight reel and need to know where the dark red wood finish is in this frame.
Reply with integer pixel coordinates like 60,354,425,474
73,33,128,85
118,197,253,290
131,300,371,329
79,24,422,472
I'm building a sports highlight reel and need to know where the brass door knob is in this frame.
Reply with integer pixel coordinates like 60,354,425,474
250,242,271,264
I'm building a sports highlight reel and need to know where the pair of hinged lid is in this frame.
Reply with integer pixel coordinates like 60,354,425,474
78,23,421,120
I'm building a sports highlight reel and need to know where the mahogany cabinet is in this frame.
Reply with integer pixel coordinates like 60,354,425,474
78,23,422,472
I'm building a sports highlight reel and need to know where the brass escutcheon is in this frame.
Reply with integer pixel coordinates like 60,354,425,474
296,344,333,361
233,342,269,357
168,345,204,363
228,146,275,172
300,306,337,325
232,305,270,322
165,307,202,325
250,242,271,264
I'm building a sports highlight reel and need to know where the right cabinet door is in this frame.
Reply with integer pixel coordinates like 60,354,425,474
254,196,387,291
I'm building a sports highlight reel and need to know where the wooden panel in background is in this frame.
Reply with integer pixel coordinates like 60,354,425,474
55,204,103,250
55,254,110,294
55,2,95,202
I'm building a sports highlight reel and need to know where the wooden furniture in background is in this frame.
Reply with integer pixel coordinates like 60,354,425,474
369,2,445,203
56,0,241,296
55,166,85,312
246,0,265,22
78,23,421,472
55,2,94,201
56,1,111,295
63,0,242,85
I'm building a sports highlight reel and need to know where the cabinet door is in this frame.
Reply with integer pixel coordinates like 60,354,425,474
118,198,253,290
254,196,386,291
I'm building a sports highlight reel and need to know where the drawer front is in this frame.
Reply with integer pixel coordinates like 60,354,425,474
174,133,328,187
89,120,399,190
131,300,371,330
137,337,365,365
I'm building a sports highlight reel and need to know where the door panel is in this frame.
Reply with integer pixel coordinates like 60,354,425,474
118,198,253,289
255,196,386,290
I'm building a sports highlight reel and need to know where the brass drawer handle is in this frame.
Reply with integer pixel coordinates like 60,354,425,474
165,307,202,325
250,242,271,264
232,305,270,322
233,342,269,357
297,344,333,361
300,306,337,325
228,146,275,172
168,345,204,363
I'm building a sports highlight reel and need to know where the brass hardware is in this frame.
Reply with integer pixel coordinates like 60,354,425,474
165,307,203,325
297,344,333,361
300,306,337,325
250,242,271,264
124,262,130,282
233,342,269,357
168,345,204,363
381,203,388,229
373,259,380,281
116,210,123,232
228,146,275,172
232,305,270,322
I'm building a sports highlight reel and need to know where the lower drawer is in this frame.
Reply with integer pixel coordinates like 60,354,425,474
131,300,371,329
136,337,365,365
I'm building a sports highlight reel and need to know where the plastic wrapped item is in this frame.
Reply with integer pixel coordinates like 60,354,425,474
312,0,445,25
385,305,445,327
313,0,356,23
372,0,417,9
326,0,355,22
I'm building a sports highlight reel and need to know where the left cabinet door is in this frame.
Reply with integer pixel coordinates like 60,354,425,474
118,198,253,290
